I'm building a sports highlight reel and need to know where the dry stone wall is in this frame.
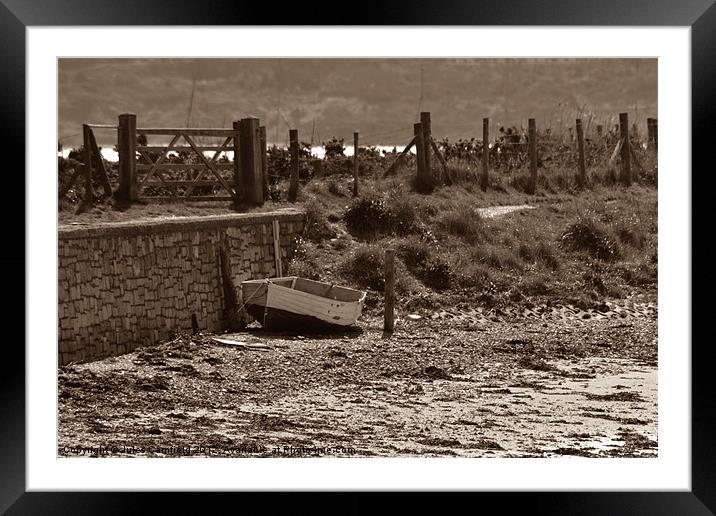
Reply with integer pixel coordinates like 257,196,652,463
58,210,304,366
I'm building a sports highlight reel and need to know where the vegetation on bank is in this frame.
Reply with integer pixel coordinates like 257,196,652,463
286,172,657,314
59,131,657,313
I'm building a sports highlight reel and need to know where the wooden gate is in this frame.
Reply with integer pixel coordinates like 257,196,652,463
135,127,239,201
115,113,266,205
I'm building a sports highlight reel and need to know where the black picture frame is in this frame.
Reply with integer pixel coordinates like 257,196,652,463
5,0,710,513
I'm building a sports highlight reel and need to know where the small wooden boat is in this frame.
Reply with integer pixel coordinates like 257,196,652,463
240,277,367,331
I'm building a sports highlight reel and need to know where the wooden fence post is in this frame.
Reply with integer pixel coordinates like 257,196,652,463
652,118,658,151
232,121,243,202
239,117,263,205
646,118,654,149
311,158,323,178
116,113,137,202
528,118,537,194
413,123,426,192
619,112,632,186
353,131,359,197
259,126,268,200
420,112,433,192
288,129,299,202
384,248,395,334
82,124,93,205
596,124,604,138
481,117,489,191
576,118,586,186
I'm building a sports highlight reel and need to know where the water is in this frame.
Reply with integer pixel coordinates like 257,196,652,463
59,145,415,163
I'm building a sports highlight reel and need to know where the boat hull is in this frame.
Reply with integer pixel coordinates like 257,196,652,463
245,304,360,333
240,277,366,332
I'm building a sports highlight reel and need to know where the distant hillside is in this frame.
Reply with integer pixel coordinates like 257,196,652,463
59,58,657,149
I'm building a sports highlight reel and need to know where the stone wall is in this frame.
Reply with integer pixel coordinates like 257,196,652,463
58,210,304,366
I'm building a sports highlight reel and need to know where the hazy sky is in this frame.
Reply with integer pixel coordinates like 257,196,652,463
59,58,657,148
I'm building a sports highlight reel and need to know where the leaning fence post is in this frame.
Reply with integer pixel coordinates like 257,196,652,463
576,118,586,186
619,112,632,186
259,126,268,200
414,122,426,192
353,130,359,197
239,117,263,205
288,129,299,202
82,124,93,205
481,117,489,191
420,112,433,192
384,249,395,334
528,118,537,194
116,113,137,202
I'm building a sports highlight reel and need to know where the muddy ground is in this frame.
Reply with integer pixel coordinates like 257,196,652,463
58,304,657,458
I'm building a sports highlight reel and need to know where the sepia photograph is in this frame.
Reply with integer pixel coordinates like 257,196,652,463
56,57,660,459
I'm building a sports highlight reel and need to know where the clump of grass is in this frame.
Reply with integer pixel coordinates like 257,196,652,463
472,244,522,270
561,211,621,261
518,273,554,296
614,215,646,249
581,261,625,298
327,179,347,197
385,194,420,236
451,261,491,290
437,205,486,244
397,239,432,269
518,241,560,269
509,172,533,193
445,160,480,183
396,238,451,290
339,245,385,291
339,244,416,294
302,197,336,242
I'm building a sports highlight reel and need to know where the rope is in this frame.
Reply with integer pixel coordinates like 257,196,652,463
236,278,270,315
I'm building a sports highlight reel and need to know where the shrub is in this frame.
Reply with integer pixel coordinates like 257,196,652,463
344,195,422,239
397,239,431,269
385,195,420,235
327,179,347,197
267,144,312,181
286,237,321,280
344,197,391,239
420,259,451,290
561,212,622,261
396,238,450,290
323,137,346,159
339,245,385,291
286,257,321,281
302,198,336,242
615,215,646,249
